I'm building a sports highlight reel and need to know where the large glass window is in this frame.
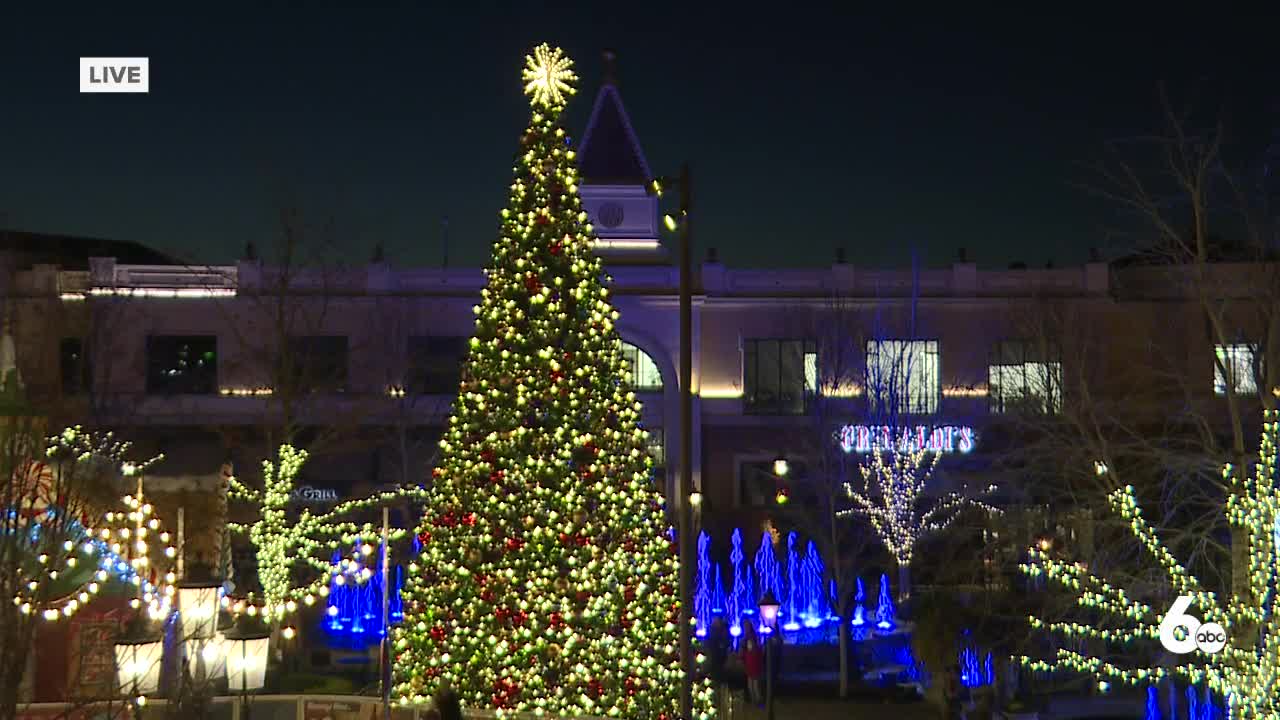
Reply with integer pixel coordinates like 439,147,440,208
60,338,90,395
744,339,818,415
408,336,468,394
146,336,217,395
1214,344,1259,396
619,341,663,391
287,336,348,393
989,340,1062,413
865,340,939,415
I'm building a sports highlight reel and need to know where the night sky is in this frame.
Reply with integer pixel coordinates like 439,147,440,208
1,5,1274,270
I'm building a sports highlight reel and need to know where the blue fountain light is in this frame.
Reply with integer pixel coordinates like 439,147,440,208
874,573,895,630
696,527,716,632
783,532,801,631
827,579,840,622
753,531,782,619
1200,685,1216,720
984,652,994,686
728,529,747,637
1146,685,1159,720
959,646,984,687
798,540,828,628
712,564,726,616
323,540,406,649
694,532,712,638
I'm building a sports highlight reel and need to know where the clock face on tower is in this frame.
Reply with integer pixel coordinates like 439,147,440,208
597,202,625,229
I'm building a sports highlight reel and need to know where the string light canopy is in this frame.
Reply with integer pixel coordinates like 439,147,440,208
1019,407,1280,719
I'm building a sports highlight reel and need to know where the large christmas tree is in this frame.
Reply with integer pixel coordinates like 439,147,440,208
393,45,710,719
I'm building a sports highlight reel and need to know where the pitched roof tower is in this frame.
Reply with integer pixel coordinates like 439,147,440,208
577,50,665,262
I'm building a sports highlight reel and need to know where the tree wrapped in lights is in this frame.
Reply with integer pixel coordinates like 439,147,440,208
840,446,998,601
392,45,710,719
1019,409,1280,719
227,444,425,624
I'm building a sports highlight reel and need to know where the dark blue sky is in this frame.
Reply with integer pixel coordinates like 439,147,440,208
0,4,1273,269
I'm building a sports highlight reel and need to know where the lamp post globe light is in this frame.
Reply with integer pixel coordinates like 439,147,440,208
114,614,164,708
223,613,272,696
177,566,221,641
772,457,789,478
757,591,781,720
758,591,781,635
178,564,226,682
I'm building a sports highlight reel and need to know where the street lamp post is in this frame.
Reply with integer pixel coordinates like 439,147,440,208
114,614,164,719
758,592,781,720
224,613,272,720
655,163,694,719
178,565,223,681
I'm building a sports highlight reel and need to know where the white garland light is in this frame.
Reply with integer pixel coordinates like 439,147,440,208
839,445,1000,571
8,427,173,623
1020,407,1280,719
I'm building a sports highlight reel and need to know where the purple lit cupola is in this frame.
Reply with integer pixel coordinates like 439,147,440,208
576,50,666,263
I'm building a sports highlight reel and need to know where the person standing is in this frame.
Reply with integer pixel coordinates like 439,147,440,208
434,686,463,720
741,624,765,706
706,618,731,716
944,664,969,720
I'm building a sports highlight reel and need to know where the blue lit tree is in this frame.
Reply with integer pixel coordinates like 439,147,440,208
783,532,801,631
728,529,750,636
873,573,895,630
753,531,782,617
799,541,830,627
694,531,712,638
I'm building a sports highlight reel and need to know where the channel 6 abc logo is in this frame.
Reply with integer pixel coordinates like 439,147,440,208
1158,596,1227,655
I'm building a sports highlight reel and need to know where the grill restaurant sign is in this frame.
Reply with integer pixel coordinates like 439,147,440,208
838,424,976,455
291,486,339,503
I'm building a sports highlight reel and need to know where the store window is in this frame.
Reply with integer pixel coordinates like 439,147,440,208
865,340,939,415
988,340,1062,413
60,338,91,395
1214,344,1259,396
146,336,217,394
288,336,348,393
619,341,663,391
408,336,468,394
743,339,818,415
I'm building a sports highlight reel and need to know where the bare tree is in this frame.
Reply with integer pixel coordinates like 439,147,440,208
1004,96,1280,699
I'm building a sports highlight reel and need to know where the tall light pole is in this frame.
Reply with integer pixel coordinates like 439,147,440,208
657,162,694,719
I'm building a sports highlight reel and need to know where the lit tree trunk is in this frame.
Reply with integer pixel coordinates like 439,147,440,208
898,560,911,604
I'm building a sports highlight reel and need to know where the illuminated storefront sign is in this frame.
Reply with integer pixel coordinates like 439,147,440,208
838,424,976,454
291,486,339,503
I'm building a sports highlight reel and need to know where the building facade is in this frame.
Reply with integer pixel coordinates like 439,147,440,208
1,70,1272,545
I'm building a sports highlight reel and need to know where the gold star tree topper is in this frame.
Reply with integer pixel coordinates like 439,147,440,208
522,44,577,108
